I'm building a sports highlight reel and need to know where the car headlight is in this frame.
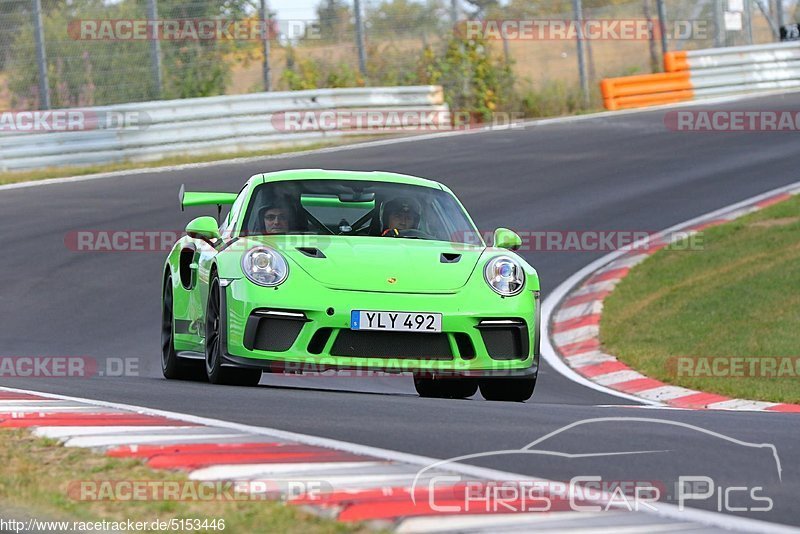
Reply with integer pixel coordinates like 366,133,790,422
484,256,525,296
242,246,288,287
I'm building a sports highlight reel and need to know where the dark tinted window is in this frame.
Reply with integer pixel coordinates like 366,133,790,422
240,179,482,245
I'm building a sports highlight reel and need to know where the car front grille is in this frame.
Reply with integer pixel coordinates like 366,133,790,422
477,320,529,360
244,311,307,352
330,330,453,359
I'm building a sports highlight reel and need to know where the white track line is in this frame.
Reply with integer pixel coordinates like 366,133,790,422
31,425,197,439
63,433,249,448
188,462,388,481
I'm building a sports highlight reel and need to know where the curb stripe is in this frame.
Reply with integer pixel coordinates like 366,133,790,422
335,495,576,522
187,462,389,481
551,314,601,334
552,325,599,346
64,433,249,448
593,370,646,386
756,192,792,208
668,392,731,409
0,413,195,427
106,442,298,457
611,378,667,394
561,291,611,309
586,267,630,285
578,361,630,378
554,301,604,323
558,339,601,357
564,351,618,368
149,451,368,470
0,392,49,401
636,386,698,402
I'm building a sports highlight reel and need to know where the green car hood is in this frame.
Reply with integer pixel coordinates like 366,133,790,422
244,236,486,293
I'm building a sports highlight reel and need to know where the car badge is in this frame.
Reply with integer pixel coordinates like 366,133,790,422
387,277,397,284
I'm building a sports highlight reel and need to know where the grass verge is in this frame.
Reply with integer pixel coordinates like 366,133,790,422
0,428,362,533
0,137,382,186
601,194,800,404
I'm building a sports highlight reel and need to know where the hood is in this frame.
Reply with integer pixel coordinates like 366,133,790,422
245,236,485,293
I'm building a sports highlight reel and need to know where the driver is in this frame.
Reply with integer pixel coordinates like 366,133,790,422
381,197,422,236
259,202,294,234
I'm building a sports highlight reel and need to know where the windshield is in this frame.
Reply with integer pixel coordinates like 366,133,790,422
240,179,482,245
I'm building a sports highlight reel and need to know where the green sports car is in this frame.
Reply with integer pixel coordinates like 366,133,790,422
162,169,541,401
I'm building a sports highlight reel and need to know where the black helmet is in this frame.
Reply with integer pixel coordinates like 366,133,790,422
381,196,421,228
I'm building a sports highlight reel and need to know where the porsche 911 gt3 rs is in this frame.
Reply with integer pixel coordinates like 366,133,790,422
162,169,540,401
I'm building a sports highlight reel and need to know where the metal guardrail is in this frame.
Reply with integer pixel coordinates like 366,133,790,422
0,86,447,171
601,42,800,110
673,42,800,98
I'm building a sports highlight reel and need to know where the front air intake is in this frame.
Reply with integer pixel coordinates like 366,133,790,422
244,310,308,352
331,330,453,359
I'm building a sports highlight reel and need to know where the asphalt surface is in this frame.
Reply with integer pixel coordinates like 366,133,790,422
1,92,799,527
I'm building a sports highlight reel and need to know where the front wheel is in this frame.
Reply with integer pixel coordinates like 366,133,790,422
479,376,536,402
205,275,262,387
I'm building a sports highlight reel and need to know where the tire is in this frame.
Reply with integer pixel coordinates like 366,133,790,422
414,375,477,399
479,376,536,402
161,277,202,380
205,274,262,387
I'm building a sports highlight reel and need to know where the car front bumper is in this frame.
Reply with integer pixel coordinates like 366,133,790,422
220,277,540,378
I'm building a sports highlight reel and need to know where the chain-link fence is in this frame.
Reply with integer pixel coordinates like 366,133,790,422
0,0,797,114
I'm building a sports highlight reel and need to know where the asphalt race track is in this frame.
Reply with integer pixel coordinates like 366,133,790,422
2,92,799,528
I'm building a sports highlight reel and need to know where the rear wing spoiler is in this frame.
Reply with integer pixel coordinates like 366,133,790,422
179,184,237,212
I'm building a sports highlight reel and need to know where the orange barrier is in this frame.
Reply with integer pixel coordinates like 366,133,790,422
664,51,689,73
604,89,695,110
601,42,800,111
600,71,693,110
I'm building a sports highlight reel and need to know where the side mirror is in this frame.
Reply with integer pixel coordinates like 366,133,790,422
186,216,220,241
493,227,522,251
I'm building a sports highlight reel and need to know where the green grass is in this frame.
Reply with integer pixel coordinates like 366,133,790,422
0,429,364,533
0,137,381,186
601,194,800,404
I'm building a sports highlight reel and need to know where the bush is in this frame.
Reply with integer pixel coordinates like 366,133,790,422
282,35,517,123
516,80,586,118
282,47,365,90
418,35,515,121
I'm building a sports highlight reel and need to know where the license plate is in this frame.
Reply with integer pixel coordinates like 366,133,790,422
351,311,442,333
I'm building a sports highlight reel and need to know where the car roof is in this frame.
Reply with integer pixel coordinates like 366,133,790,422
249,169,445,190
